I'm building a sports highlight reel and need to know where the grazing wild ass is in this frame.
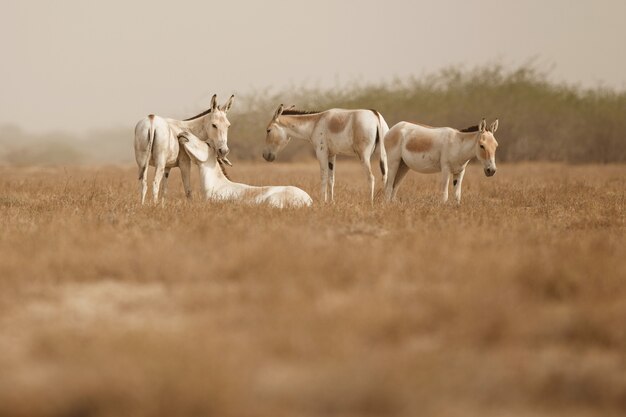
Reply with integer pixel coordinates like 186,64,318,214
383,118,499,204
179,132,313,208
134,94,235,205
263,105,389,203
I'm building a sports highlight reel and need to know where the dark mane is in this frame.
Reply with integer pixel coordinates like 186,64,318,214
183,108,212,121
281,109,322,116
459,125,479,133
217,159,230,180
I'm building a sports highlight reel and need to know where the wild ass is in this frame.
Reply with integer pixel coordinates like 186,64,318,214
262,105,389,203
383,118,499,204
179,132,313,208
134,94,235,205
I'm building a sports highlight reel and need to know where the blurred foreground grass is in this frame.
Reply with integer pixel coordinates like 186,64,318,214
0,162,625,416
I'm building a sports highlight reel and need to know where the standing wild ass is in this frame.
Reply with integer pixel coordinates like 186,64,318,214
383,118,499,204
179,132,312,208
134,94,235,205
262,105,389,203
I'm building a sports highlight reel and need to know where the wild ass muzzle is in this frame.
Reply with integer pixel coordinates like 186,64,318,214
179,131,313,208
383,118,499,204
263,105,389,203
133,94,235,205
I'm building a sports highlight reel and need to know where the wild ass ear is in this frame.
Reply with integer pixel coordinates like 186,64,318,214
273,104,284,121
220,95,235,113
178,132,209,163
490,119,499,133
479,118,487,133
210,94,218,111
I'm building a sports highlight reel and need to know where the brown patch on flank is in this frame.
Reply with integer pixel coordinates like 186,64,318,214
385,129,402,149
328,113,349,134
405,135,433,153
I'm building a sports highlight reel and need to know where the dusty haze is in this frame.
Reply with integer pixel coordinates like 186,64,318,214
1,0,625,134
2,2,626,415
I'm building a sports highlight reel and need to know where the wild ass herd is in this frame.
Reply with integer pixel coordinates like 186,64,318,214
134,94,499,207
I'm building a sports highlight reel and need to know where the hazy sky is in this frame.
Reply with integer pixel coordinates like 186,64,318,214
1,0,625,133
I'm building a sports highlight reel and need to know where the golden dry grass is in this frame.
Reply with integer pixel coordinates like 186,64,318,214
0,161,625,417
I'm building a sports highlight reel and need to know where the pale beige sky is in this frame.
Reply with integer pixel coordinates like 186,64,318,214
1,0,625,133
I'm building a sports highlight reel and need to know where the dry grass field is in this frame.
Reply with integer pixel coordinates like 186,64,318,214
0,161,625,417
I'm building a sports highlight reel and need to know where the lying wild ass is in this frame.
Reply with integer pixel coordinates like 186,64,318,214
383,118,499,204
134,94,235,205
263,105,389,203
179,132,312,208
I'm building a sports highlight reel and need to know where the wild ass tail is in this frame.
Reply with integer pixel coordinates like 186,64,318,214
372,110,389,185
140,114,156,181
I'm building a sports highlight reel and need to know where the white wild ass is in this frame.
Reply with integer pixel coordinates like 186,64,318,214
134,94,235,205
179,131,313,208
263,105,389,203
383,118,499,204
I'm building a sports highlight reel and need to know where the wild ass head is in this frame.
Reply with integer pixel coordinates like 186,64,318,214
207,94,235,158
178,131,232,168
186,94,234,158
475,118,499,177
263,104,291,162
178,131,210,164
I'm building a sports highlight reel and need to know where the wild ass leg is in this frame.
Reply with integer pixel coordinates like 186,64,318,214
179,154,193,200
453,168,466,204
391,160,410,200
152,159,167,205
384,155,401,201
159,167,171,206
360,157,375,203
441,168,451,203
328,155,336,202
316,150,329,203
139,166,149,205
